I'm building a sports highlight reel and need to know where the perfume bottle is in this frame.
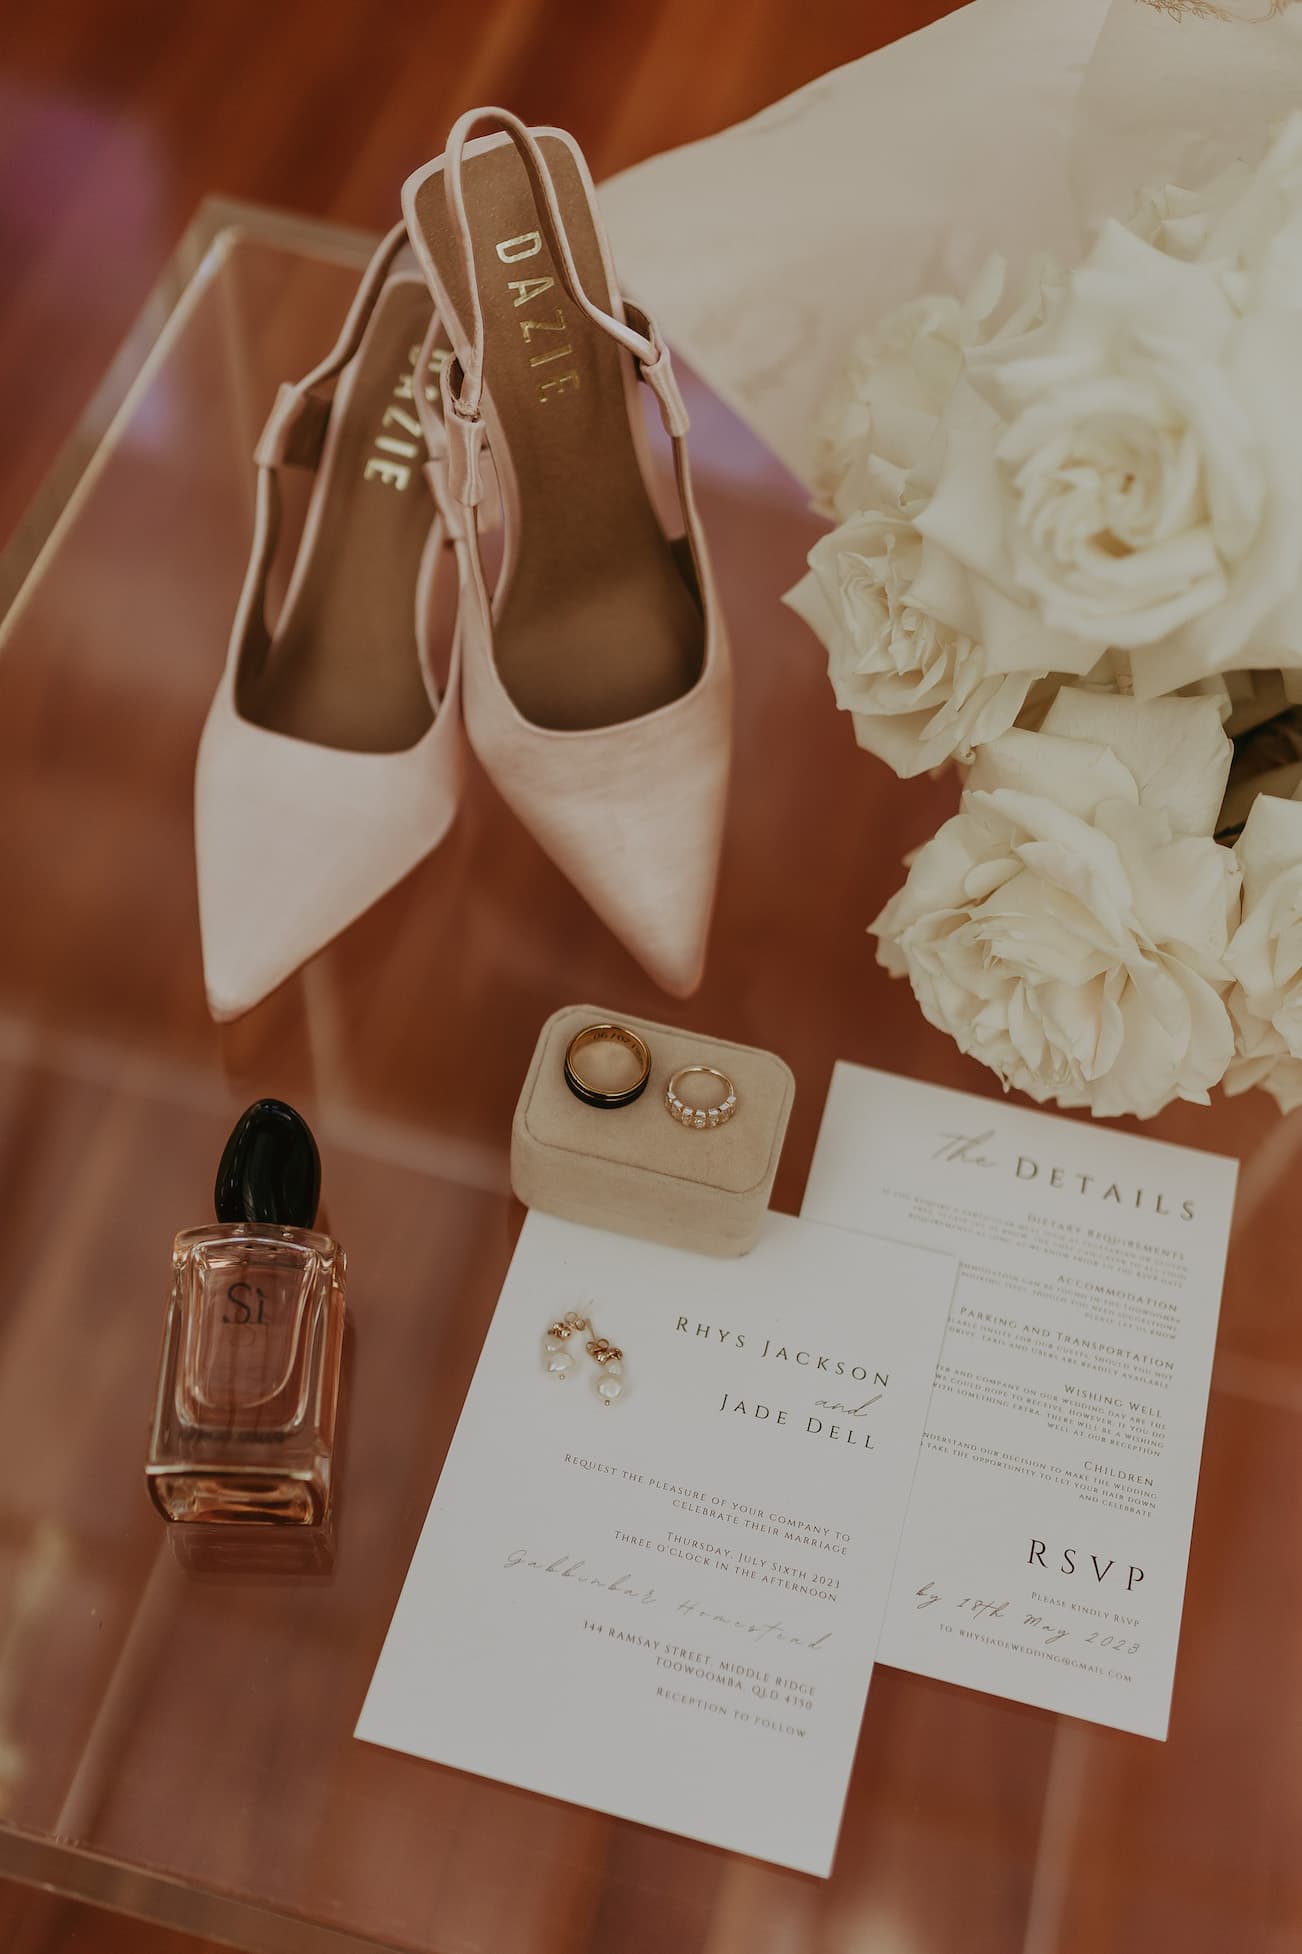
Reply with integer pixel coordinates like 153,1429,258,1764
146,1100,346,1527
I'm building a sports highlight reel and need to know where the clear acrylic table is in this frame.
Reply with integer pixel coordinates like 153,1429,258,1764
0,199,1298,1954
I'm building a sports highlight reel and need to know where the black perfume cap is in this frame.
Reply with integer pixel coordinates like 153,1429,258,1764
214,1100,321,1229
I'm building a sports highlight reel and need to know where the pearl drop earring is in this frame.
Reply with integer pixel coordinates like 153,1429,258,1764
543,1313,583,1380
541,1309,625,1404
585,1333,624,1405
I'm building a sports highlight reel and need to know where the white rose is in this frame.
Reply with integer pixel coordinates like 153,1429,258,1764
1129,164,1253,265
1221,791,1302,1111
813,255,1063,524
813,290,983,525
1223,994,1302,1116
872,690,1241,1119
918,220,1302,697
785,511,1041,779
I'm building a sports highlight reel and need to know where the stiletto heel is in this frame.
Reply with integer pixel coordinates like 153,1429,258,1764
195,226,463,1020
401,109,731,997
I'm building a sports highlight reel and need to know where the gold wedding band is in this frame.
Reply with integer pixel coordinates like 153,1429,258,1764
665,1065,738,1130
563,1023,652,1109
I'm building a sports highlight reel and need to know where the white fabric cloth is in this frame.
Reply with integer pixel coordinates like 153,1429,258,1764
600,0,1302,489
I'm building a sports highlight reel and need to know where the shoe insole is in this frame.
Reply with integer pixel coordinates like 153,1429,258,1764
410,133,705,733
242,278,440,754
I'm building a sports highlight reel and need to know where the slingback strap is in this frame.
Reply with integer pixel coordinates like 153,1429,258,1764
254,386,332,470
293,222,411,406
443,108,654,404
406,315,480,544
251,221,411,477
623,300,691,440
234,223,436,673
436,108,690,505
441,356,488,508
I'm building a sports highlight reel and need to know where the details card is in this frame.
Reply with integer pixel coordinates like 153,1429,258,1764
357,1209,955,1875
802,1064,1238,1739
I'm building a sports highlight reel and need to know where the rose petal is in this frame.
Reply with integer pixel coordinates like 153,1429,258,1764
1233,791,1302,902
1039,690,1232,836
967,728,1137,824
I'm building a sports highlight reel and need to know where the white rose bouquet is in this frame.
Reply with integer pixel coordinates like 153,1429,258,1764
787,115,1302,1119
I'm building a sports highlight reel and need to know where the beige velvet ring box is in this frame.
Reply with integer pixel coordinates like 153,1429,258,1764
511,1004,795,1257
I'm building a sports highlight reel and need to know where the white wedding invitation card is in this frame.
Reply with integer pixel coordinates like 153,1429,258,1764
803,1064,1238,1739
357,1209,956,1875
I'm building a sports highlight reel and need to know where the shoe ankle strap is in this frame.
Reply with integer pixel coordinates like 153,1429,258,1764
436,109,689,507
254,221,410,472
444,109,653,403
238,222,435,680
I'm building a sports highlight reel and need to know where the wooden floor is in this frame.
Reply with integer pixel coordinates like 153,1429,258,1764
0,1,956,1948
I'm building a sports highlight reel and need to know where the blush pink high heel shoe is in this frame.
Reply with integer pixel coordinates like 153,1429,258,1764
401,109,731,998
195,226,463,1020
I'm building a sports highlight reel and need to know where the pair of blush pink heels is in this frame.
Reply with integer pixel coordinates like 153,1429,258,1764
195,108,732,1021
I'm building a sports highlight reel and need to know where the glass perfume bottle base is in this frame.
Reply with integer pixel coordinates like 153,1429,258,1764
147,1465,328,1527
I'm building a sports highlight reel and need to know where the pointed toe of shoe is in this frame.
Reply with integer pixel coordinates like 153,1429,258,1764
194,696,461,1021
641,929,709,1001
474,680,730,997
198,891,309,1025
589,820,721,1000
